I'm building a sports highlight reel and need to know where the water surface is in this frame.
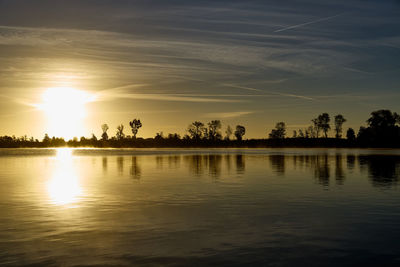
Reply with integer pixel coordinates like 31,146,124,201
0,148,400,266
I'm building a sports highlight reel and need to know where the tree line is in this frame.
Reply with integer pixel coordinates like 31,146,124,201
0,109,399,148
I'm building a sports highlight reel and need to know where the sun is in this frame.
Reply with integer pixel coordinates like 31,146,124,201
38,87,95,140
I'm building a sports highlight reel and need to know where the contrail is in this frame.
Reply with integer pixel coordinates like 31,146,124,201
274,13,344,33
224,84,315,101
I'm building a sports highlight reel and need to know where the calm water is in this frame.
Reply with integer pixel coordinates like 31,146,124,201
0,148,400,266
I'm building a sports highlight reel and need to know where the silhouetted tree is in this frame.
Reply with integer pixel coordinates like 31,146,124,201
358,109,400,146
234,125,246,141
305,128,310,138
43,133,51,145
346,128,356,141
311,125,317,138
334,114,346,138
225,125,233,140
129,119,142,138
316,113,331,138
367,110,399,129
311,118,321,138
168,133,180,140
269,122,286,139
292,130,297,138
357,126,367,139
101,124,109,141
298,129,304,138
116,124,125,140
155,132,164,141
187,121,205,140
207,120,222,140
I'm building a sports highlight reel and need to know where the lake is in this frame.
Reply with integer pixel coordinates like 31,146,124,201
0,148,400,266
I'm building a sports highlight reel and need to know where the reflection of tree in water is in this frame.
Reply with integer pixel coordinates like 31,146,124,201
208,154,222,178
168,155,181,169
335,155,345,185
273,154,348,187
225,154,232,172
312,155,330,186
130,156,141,179
359,155,400,188
184,154,244,177
156,156,163,169
102,157,108,173
292,155,298,169
269,155,285,175
347,155,356,171
236,154,245,174
186,155,205,176
295,155,310,171
185,155,222,178
117,156,124,176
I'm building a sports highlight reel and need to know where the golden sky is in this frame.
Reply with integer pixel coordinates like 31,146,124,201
0,0,399,139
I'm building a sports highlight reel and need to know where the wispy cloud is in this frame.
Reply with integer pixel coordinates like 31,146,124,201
342,67,373,75
205,111,254,118
95,91,243,103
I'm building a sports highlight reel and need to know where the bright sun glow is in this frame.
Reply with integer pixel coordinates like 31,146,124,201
39,87,95,140
47,148,82,206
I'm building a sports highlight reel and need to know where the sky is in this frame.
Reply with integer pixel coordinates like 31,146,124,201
0,0,399,139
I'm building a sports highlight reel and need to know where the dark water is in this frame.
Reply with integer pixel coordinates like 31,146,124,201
0,148,400,266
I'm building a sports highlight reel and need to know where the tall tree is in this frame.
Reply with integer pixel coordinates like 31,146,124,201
207,120,222,140
269,122,286,139
234,125,246,141
225,125,233,140
187,121,205,140
129,119,142,138
334,114,347,138
101,124,109,141
311,118,321,138
116,124,125,140
317,113,331,138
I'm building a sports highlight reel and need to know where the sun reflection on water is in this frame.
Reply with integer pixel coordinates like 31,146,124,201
47,148,82,206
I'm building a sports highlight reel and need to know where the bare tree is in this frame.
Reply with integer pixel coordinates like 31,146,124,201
129,119,142,138
116,124,125,140
187,121,205,140
308,126,316,138
311,118,321,138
